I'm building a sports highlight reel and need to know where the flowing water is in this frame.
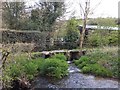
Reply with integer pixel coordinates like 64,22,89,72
31,61,119,89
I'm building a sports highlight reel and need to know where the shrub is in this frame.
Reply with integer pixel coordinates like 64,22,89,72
108,31,118,46
81,64,113,77
3,53,69,88
51,53,67,61
8,64,24,78
74,56,89,62
74,60,81,66
93,64,113,77
88,48,118,78
78,62,87,69
32,58,44,71
79,56,90,62
88,33,101,47
40,58,68,79
81,65,91,74
87,30,118,47
5,54,68,80
24,61,38,80
3,57,44,86
74,49,115,78
64,18,79,49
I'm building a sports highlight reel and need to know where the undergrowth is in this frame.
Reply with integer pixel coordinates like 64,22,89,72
3,54,68,88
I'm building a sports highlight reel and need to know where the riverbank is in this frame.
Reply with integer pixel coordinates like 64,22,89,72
31,63,119,89
2,46,119,89
74,46,119,79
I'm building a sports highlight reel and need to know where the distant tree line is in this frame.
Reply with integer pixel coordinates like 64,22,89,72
87,17,118,27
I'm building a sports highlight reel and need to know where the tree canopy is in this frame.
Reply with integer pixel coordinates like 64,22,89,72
2,2,25,29
30,2,65,31
2,2,65,31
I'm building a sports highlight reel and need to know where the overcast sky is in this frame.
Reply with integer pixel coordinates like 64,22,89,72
26,0,119,19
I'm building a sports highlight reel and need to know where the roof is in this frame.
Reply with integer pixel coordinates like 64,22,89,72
79,25,119,30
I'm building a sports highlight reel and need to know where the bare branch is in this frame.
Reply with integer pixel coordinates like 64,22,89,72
79,2,84,14
90,0,102,14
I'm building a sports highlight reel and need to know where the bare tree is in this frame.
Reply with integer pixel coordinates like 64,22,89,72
79,0,90,49
79,0,102,49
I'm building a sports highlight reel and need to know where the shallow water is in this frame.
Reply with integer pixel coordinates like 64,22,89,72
31,62,119,89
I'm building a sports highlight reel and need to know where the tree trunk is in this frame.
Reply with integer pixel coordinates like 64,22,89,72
80,1,89,49
80,23,85,49
80,14,87,49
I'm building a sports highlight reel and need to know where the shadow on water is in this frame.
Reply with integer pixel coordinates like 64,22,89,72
30,61,119,89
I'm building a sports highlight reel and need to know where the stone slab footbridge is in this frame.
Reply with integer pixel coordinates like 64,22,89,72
40,50,86,61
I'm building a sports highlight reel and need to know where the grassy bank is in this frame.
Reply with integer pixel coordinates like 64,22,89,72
74,46,119,78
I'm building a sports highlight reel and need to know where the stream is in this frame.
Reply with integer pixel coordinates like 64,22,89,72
31,61,119,89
